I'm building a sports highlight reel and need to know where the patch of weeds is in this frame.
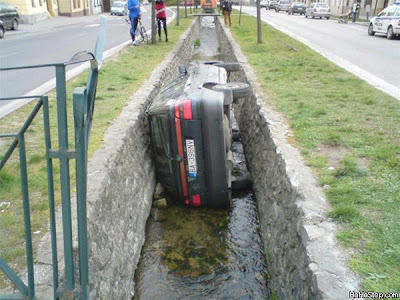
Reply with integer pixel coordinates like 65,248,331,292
334,156,368,178
329,204,360,223
194,38,200,47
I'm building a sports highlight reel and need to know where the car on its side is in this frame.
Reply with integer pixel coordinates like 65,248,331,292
147,62,249,208
0,2,19,31
110,1,127,15
275,0,290,12
0,19,5,38
368,1,400,39
260,0,269,8
288,2,307,15
267,0,278,10
305,2,330,19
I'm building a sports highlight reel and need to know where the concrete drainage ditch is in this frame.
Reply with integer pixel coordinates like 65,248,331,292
83,14,360,300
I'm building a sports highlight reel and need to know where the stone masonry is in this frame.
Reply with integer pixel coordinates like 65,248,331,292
215,17,360,300
86,17,201,299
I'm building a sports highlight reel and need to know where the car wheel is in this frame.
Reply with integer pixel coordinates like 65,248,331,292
212,82,250,101
0,26,4,39
326,16,330,19
214,62,241,73
305,14,308,18
12,19,18,31
387,26,394,39
368,23,375,36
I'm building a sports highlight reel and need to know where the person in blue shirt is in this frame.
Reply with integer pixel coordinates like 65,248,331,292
128,0,141,46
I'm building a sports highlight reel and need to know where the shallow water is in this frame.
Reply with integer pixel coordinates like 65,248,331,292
134,191,270,299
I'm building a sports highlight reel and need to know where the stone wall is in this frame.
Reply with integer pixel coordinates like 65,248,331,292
87,17,201,299
215,19,360,299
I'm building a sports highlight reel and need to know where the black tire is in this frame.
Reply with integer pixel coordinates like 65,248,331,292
214,62,241,72
203,60,224,65
212,82,250,100
305,14,308,18
387,26,394,40
368,23,375,36
11,19,18,31
326,16,330,20
0,26,4,39
231,163,251,190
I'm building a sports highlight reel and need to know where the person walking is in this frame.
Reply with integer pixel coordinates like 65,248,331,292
128,0,141,46
221,0,232,27
352,1,360,23
155,0,168,42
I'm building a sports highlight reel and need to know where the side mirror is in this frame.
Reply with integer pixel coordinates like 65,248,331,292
178,65,187,75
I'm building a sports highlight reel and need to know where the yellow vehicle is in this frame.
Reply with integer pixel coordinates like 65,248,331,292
201,0,217,9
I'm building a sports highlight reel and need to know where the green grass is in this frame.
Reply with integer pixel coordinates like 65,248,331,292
229,14,400,291
0,14,194,288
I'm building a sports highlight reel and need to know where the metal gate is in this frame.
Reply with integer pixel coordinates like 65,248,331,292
0,16,106,300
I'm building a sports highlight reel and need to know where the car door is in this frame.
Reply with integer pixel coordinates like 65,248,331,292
374,9,387,33
383,6,396,33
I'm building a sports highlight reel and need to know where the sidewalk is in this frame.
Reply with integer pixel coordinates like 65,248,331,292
12,14,106,35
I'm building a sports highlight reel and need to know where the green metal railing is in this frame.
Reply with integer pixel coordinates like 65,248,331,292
0,16,106,300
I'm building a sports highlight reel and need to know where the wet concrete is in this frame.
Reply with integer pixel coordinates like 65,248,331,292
133,16,271,299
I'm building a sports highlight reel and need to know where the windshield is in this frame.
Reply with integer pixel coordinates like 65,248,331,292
113,2,125,7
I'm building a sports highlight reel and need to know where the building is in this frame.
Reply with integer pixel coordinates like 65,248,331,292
6,0,103,24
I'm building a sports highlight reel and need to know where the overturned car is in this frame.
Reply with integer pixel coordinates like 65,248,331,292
146,61,249,208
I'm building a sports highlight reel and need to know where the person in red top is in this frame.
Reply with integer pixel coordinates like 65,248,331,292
155,0,168,42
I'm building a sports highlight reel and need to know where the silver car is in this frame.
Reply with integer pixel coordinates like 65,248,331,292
110,1,128,16
275,0,290,12
305,2,331,19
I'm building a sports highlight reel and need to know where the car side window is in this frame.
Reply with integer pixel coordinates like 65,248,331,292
386,6,395,16
395,7,400,16
377,10,387,17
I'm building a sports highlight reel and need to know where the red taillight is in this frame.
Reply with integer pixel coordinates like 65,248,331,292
192,194,201,206
182,100,192,120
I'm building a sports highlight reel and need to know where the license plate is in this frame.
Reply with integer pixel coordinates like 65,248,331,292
186,139,197,177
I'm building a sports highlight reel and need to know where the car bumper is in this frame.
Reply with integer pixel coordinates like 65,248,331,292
313,12,330,17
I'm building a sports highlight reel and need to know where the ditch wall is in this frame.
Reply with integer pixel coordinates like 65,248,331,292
215,17,360,300
86,17,201,299
80,14,358,300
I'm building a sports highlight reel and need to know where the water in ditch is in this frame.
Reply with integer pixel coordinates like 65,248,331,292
133,17,271,299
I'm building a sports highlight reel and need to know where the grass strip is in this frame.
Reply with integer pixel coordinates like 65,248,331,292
0,13,195,288
229,13,400,291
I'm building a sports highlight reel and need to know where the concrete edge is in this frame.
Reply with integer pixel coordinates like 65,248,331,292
218,18,361,299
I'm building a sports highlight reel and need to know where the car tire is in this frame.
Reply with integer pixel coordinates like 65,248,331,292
12,19,18,31
305,14,308,18
0,26,4,39
212,82,250,100
214,62,241,73
326,16,330,19
387,26,394,39
368,23,375,36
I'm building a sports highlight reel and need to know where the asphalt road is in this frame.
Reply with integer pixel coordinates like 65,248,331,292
0,7,174,116
237,6,400,100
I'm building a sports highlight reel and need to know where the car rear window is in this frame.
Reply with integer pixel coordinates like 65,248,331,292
316,3,328,7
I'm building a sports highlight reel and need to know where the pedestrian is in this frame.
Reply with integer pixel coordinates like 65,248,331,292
128,0,141,46
155,0,168,42
221,0,232,27
352,1,359,23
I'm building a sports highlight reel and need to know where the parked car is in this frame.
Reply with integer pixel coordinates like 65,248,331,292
260,0,269,8
110,1,127,15
305,2,330,19
0,19,4,38
288,2,307,15
267,0,278,10
147,62,249,208
0,2,19,31
275,0,290,12
368,1,400,39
